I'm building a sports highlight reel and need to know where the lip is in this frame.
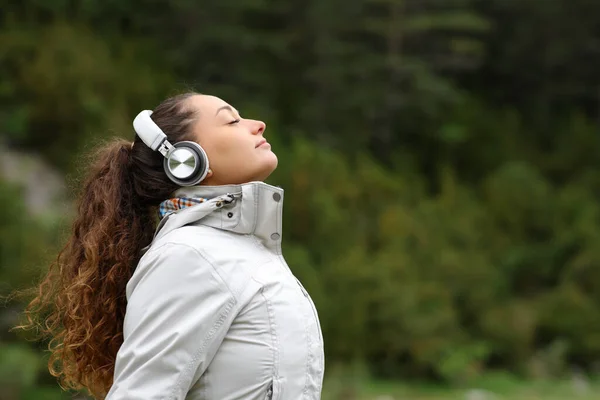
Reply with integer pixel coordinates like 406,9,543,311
256,139,268,148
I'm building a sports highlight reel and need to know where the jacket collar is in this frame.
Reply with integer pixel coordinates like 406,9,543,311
150,181,284,253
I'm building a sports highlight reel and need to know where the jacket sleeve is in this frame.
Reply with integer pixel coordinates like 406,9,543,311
106,242,238,400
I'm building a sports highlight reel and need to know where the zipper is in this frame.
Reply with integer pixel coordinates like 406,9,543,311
265,381,273,400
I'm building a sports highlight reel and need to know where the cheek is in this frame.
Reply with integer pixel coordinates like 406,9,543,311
203,133,237,159
205,135,250,169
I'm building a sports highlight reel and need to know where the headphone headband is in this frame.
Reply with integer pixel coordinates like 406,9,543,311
133,110,169,154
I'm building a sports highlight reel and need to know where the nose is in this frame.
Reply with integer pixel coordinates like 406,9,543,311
251,120,266,135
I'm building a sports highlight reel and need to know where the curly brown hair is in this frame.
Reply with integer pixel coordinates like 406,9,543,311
16,92,200,398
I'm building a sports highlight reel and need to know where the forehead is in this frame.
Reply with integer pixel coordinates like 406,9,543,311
187,94,235,116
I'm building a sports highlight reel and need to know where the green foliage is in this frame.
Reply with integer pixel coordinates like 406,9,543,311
0,342,43,395
269,122,600,383
0,22,176,171
0,180,60,294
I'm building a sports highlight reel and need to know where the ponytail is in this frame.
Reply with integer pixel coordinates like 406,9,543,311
18,139,155,398
16,92,200,398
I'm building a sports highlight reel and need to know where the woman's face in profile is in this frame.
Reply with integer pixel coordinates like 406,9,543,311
186,94,278,185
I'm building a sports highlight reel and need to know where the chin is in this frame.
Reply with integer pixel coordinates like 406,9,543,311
255,152,278,181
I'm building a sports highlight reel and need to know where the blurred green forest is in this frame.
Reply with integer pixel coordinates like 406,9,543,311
1,0,600,399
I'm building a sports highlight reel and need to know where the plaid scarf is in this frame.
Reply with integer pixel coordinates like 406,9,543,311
158,197,208,219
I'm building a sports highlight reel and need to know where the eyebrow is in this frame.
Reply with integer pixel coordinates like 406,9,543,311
215,105,239,116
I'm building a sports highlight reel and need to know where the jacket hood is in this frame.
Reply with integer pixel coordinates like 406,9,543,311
146,181,285,253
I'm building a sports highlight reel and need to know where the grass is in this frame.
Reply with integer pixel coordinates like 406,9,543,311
13,372,600,399
322,372,600,400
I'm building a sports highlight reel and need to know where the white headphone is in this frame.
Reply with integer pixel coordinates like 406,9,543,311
133,110,210,186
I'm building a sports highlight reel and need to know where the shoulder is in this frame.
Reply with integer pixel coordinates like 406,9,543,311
128,240,228,299
135,225,267,299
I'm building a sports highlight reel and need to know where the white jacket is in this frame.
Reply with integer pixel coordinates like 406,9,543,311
106,182,325,400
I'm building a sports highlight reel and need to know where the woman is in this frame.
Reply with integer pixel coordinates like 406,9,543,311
20,93,325,399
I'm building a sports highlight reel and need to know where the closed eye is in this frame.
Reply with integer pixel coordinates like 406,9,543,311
228,119,241,125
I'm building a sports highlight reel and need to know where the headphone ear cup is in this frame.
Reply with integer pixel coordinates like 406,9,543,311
163,141,210,186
